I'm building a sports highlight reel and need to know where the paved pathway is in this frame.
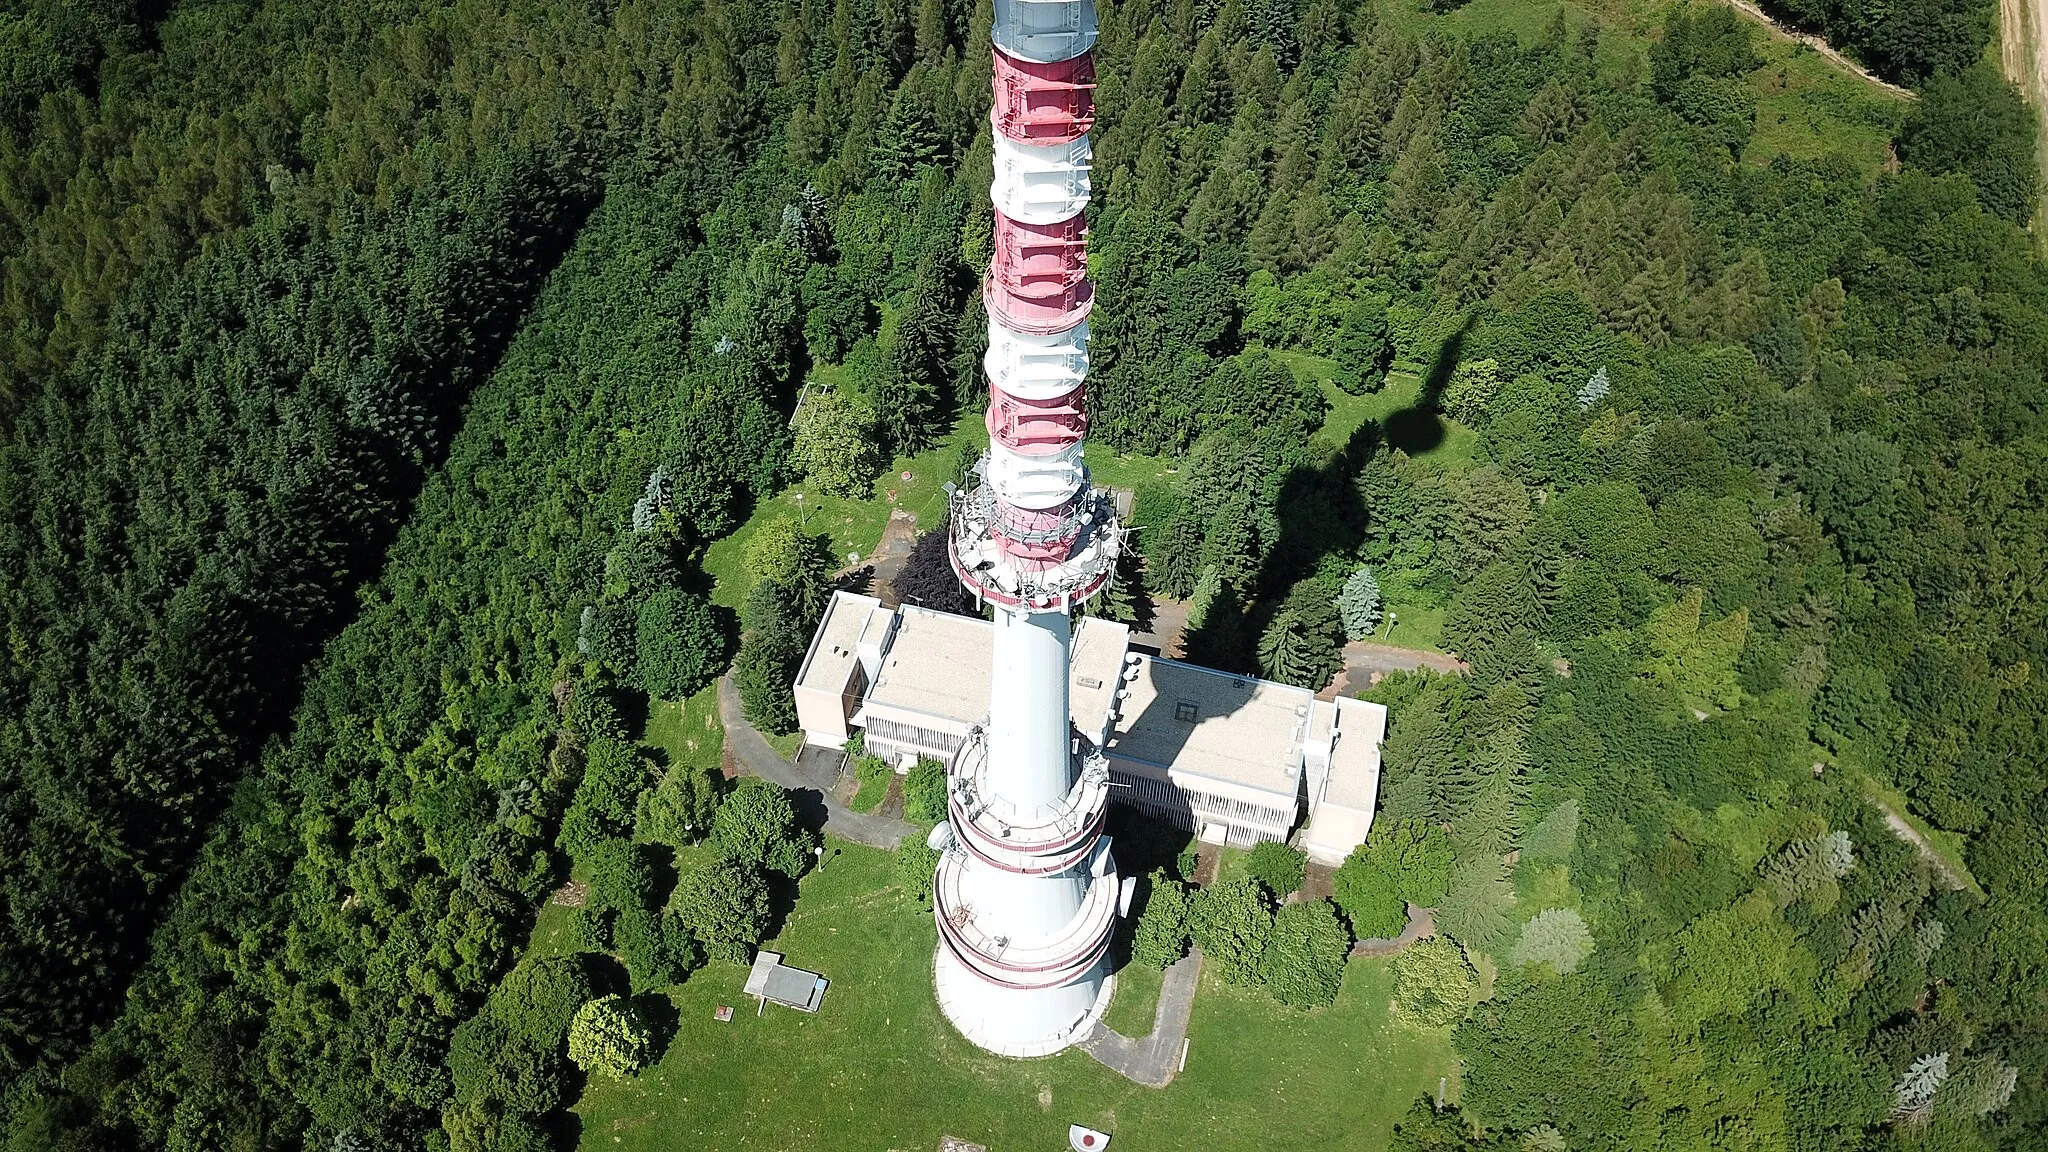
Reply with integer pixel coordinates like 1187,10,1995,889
1352,904,1435,958
1077,951,1203,1087
716,674,917,850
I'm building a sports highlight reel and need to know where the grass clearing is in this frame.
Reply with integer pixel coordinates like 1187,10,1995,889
569,841,1459,1151
1102,958,1165,1036
641,683,724,773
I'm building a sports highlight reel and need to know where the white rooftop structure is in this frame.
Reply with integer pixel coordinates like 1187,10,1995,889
793,591,1388,865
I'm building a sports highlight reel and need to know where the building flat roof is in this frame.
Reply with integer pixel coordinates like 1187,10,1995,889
1322,697,1388,811
1107,656,1310,799
866,606,995,725
863,606,1130,739
794,590,886,699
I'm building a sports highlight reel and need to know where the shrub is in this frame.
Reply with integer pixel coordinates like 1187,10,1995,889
670,856,773,964
584,838,657,913
1510,908,1594,975
635,588,723,700
902,758,949,825
1244,841,1307,898
1392,937,1478,1028
788,389,883,498
896,837,940,904
635,762,722,847
558,736,656,863
613,905,702,988
1263,899,1352,1008
448,1013,565,1115
495,955,595,1048
1332,848,1407,939
743,518,835,587
1191,878,1275,986
567,996,653,1079
1130,870,1193,969
708,777,816,878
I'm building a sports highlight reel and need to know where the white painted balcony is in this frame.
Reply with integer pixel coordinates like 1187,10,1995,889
991,133,1092,226
991,0,1098,64
986,318,1089,400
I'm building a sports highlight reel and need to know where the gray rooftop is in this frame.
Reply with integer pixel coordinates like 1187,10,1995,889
1106,656,1315,798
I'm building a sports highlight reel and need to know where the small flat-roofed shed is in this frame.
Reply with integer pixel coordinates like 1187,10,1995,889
743,950,828,1014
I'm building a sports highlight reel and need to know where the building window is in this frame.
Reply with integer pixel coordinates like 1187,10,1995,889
1173,700,1198,723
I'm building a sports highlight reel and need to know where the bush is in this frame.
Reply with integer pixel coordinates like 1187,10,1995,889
635,588,724,700
744,518,835,587
569,905,614,952
669,856,773,964
1244,841,1307,898
584,838,657,913
1509,908,1594,975
902,758,949,824
788,389,883,498
1191,878,1275,986
448,1013,566,1115
1332,850,1408,939
896,838,940,904
1391,937,1478,1028
613,905,703,988
890,529,979,616
558,736,657,863
708,777,816,878
1263,900,1352,1008
1130,870,1193,969
567,996,653,1080
495,955,595,1048
635,762,722,847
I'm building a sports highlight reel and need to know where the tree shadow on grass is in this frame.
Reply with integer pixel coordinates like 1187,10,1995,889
632,992,682,1065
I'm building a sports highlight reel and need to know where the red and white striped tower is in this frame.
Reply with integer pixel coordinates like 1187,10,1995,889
928,0,1131,1057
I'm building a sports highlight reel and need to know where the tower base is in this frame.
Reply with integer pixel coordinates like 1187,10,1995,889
933,947,1115,1058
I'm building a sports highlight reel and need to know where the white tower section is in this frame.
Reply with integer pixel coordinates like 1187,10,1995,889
930,0,1129,1058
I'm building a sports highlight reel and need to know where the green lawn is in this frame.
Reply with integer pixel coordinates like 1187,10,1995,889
641,683,724,773
701,411,987,610
849,772,890,813
1102,957,1165,1037
570,841,1459,1151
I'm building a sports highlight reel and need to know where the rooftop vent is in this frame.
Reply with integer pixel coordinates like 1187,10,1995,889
1174,700,1198,723
1078,676,1103,689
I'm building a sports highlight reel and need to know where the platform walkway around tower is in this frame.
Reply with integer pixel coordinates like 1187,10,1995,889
1076,950,1203,1087
718,673,917,850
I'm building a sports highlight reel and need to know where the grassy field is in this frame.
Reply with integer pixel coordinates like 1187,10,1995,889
568,842,1459,1151
642,684,725,773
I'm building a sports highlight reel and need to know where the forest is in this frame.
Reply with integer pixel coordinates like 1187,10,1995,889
0,0,2043,1148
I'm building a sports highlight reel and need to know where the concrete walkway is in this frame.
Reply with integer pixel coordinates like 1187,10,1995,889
1077,951,1203,1087
1352,904,1436,959
716,674,917,850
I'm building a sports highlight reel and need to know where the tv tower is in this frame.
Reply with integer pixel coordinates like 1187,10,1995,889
926,0,1129,1057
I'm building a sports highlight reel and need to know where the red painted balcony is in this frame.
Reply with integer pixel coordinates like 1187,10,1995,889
985,209,1092,336
991,48,1096,145
986,381,1087,457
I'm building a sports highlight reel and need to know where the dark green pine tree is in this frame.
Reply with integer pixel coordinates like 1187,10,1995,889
1331,301,1392,395
1378,684,1476,826
1255,581,1344,690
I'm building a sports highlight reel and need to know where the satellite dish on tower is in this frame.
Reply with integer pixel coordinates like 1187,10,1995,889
1069,1125,1111,1151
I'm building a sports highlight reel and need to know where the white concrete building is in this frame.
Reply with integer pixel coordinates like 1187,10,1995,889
794,590,1388,867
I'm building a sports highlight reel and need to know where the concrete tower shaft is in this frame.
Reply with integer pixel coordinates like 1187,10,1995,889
930,0,1128,1058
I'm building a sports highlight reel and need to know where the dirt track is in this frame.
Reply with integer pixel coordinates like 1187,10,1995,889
1720,0,1915,99
2002,0,2048,240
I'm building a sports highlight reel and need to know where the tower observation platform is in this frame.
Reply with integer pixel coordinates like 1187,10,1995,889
927,0,1131,1058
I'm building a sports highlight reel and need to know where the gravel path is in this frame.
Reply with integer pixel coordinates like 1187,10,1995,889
1077,951,1203,1087
716,674,917,850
